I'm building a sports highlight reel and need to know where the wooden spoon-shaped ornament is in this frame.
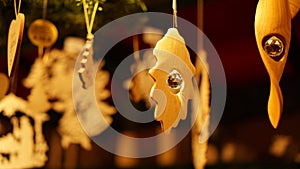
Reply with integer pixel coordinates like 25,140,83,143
7,13,25,77
254,0,291,128
28,19,58,58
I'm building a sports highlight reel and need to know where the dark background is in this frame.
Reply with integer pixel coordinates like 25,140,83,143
1,0,300,168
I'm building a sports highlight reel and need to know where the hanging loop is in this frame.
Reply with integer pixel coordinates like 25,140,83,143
42,0,48,19
82,0,99,37
14,0,22,17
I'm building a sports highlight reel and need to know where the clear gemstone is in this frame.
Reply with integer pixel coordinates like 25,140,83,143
263,36,284,57
168,70,183,90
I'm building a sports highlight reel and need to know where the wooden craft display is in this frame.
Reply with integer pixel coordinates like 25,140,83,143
149,28,196,131
254,0,300,128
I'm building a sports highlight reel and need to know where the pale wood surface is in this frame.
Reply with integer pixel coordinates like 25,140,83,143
254,0,291,128
7,13,24,77
150,28,196,131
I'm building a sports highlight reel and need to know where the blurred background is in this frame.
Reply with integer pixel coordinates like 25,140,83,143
0,0,300,168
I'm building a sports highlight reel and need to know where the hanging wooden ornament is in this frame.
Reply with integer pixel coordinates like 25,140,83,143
78,0,99,89
27,0,58,59
7,0,24,77
254,0,299,128
28,19,58,54
124,30,161,107
0,94,48,168
149,0,196,131
192,0,210,168
25,37,116,149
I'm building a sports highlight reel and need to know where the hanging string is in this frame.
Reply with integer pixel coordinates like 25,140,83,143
172,0,178,28
133,35,140,64
13,0,21,18
197,0,204,51
42,0,48,19
42,0,49,61
82,0,99,37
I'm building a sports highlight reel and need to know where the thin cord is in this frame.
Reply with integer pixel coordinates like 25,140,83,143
173,0,178,28
82,0,99,37
197,0,204,50
82,0,90,36
14,0,21,17
89,2,99,34
42,0,48,19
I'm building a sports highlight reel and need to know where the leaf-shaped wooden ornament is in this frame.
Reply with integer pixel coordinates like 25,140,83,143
149,28,196,131
254,0,291,128
7,13,24,77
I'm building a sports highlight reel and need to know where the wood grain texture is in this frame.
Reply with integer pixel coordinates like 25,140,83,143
7,13,25,77
289,0,300,18
254,0,291,128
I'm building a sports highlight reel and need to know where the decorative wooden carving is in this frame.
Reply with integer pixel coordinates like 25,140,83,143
149,28,196,131
254,0,294,128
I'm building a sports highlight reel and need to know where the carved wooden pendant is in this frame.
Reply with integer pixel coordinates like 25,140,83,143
28,19,58,48
7,13,24,77
149,28,196,131
254,0,291,128
28,19,58,58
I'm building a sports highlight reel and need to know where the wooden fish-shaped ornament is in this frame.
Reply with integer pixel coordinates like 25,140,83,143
254,0,291,128
149,28,196,131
